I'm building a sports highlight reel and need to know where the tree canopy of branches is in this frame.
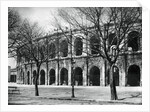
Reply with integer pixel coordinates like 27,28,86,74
8,8,21,52
56,7,142,100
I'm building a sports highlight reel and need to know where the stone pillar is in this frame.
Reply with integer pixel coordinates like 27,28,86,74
140,37,142,51
68,39,71,57
47,69,50,85
45,70,47,85
59,69,61,85
101,63,105,86
82,38,87,56
55,64,59,85
140,67,142,86
30,65,32,85
119,65,126,86
83,66,87,86
68,64,71,86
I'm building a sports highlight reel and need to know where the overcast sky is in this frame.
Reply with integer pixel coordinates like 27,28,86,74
14,7,61,32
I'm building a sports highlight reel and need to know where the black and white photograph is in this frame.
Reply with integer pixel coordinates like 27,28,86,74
0,0,150,112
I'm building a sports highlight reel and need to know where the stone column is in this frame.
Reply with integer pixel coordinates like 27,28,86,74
83,66,87,86
119,64,126,86
82,38,87,56
101,63,105,86
47,69,50,85
30,64,32,85
68,63,71,86
55,64,59,85
140,66,142,86
45,69,47,85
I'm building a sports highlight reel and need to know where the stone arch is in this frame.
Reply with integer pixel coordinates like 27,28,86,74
113,66,119,86
74,37,83,56
89,66,100,86
27,71,30,85
33,70,36,85
60,68,68,85
60,39,68,57
90,36,100,55
40,69,45,85
74,67,83,86
49,69,55,85
49,42,56,59
127,65,140,86
128,31,140,51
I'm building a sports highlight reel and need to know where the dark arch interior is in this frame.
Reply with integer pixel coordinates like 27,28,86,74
108,33,117,46
60,68,68,85
40,70,45,85
74,67,83,86
49,69,55,85
27,71,30,84
33,70,36,84
128,31,140,51
60,40,68,57
49,43,56,59
74,37,83,56
113,66,119,86
90,36,100,55
89,66,100,86
127,65,140,86
10,75,16,82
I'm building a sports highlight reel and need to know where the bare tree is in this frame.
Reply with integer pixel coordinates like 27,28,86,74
55,7,142,100
8,8,21,50
8,19,51,96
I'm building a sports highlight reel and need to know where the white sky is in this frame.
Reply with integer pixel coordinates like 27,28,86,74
15,7,61,32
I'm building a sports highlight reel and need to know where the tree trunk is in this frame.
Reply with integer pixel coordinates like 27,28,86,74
35,79,39,96
35,65,40,96
71,66,75,98
109,63,118,100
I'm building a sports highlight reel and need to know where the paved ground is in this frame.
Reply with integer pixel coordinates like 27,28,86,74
8,83,142,105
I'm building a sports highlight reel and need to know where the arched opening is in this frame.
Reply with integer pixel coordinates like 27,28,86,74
40,70,45,85
27,71,30,85
49,69,55,85
90,36,100,55
113,66,119,86
128,31,140,51
39,45,46,59
60,68,68,85
33,70,36,85
74,37,83,56
127,65,140,86
74,67,83,86
108,33,117,46
60,40,68,57
89,66,100,86
10,75,16,82
49,43,56,59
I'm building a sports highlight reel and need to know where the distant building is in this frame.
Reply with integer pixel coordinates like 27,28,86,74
8,66,17,83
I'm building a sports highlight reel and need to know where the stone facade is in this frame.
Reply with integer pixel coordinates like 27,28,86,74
16,30,142,87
